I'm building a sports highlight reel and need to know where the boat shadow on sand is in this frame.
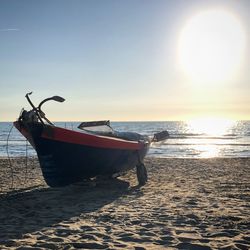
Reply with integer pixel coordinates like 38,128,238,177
0,178,139,241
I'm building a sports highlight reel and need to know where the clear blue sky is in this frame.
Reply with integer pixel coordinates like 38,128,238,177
0,0,249,121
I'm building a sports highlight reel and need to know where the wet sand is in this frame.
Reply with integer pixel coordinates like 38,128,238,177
0,157,249,249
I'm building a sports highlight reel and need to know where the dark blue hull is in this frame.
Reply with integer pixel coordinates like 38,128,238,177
36,137,147,187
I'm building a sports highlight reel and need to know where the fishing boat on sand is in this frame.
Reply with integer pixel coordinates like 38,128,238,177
14,92,169,187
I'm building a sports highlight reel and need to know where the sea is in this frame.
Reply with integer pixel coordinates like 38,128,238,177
0,120,250,158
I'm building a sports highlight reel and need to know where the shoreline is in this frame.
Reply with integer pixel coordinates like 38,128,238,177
1,155,250,159
0,157,249,249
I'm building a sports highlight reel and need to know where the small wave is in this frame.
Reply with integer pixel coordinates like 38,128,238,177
168,135,238,140
171,133,204,137
223,133,237,137
238,149,250,153
155,143,250,146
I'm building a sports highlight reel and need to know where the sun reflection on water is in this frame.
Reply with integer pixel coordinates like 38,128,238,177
187,117,235,136
192,144,219,158
186,117,236,157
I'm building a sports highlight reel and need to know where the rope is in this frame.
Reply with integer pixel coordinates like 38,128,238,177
3,123,41,194
6,124,14,189
24,138,28,182
6,124,30,190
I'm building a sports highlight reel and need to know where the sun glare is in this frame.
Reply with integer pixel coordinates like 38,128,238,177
178,9,246,84
187,117,235,136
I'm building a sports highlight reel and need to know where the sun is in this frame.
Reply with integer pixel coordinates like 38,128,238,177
177,9,246,84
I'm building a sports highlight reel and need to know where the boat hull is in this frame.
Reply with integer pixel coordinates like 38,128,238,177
14,121,149,187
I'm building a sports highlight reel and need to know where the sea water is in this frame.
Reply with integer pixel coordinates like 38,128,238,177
0,121,249,158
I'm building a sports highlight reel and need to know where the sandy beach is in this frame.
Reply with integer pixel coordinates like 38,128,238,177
0,157,249,250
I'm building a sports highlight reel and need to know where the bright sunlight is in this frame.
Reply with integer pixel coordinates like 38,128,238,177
178,9,246,84
187,117,235,136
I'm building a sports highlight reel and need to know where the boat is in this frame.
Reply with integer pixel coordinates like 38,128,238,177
14,92,169,187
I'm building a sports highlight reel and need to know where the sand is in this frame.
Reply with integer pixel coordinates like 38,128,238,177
0,157,249,250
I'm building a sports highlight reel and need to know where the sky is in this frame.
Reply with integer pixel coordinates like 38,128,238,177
0,0,249,121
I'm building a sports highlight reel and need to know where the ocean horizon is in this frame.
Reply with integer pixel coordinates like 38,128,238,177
0,120,249,158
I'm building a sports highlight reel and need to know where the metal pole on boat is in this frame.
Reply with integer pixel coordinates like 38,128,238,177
25,92,44,124
37,96,65,125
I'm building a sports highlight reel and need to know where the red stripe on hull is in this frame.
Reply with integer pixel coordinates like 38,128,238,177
41,126,145,150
